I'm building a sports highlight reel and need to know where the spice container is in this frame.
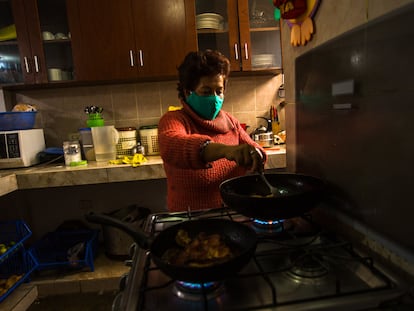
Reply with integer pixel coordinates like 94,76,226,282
131,142,145,156
63,141,82,166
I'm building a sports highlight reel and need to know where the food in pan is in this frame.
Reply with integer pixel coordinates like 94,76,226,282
163,229,235,267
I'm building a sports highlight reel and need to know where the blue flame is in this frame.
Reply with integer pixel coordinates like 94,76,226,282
177,281,216,290
253,219,284,226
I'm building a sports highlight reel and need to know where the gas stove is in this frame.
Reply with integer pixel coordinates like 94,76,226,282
113,207,411,311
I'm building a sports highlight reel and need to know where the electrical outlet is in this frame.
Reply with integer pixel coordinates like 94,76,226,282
68,132,81,141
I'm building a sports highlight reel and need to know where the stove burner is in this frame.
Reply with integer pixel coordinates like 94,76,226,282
286,250,330,282
252,218,284,233
173,281,224,301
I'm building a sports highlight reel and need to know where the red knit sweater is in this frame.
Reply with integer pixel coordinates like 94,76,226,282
158,102,266,212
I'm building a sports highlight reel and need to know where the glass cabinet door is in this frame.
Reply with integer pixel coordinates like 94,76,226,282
37,0,74,82
247,0,282,70
0,0,74,86
195,1,238,69
195,0,282,72
0,0,23,85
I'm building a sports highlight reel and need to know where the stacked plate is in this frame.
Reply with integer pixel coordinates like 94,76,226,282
251,54,275,67
196,13,224,30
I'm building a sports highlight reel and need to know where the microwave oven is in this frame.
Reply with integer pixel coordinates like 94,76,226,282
0,129,45,168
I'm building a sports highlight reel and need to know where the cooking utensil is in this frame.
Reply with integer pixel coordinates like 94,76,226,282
259,171,281,196
85,213,257,283
220,173,327,220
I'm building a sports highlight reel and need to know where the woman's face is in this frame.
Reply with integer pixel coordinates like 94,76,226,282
187,74,225,98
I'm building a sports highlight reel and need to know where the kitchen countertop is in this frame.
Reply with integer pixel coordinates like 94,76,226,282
0,146,286,196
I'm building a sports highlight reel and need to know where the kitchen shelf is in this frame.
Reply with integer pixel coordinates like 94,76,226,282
250,26,280,32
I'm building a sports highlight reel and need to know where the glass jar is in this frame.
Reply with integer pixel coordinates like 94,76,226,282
63,140,82,166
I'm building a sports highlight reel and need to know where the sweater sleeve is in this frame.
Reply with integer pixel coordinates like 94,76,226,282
158,111,212,169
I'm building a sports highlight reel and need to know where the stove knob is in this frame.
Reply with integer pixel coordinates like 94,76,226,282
119,273,129,291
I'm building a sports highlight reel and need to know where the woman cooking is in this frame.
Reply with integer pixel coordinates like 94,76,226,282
158,50,267,212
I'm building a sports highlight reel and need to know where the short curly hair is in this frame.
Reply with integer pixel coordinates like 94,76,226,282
177,50,231,100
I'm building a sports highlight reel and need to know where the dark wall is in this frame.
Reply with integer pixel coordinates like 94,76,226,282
295,3,414,252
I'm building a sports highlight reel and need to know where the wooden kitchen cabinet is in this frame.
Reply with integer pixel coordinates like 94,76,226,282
0,0,74,86
196,0,282,72
67,0,197,82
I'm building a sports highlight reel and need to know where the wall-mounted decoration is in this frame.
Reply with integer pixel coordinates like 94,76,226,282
273,0,320,46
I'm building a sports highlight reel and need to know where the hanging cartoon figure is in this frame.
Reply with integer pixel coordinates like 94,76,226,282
273,0,321,46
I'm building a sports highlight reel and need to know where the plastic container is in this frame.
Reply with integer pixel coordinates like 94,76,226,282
29,229,99,272
116,127,137,157
139,125,159,155
91,126,119,162
0,249,37,302
0,220,32,264
86,113,104,127
0,220,36,303
0,111,37,131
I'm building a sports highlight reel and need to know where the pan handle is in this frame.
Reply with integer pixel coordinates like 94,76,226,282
85,212,152,249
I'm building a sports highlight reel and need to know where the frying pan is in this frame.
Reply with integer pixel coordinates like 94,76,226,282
85,213,257,283
219,173,327,220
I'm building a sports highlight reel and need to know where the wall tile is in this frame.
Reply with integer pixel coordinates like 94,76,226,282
14,74,282,146
135,82,162,119
160,80,181,114
110,84,138,126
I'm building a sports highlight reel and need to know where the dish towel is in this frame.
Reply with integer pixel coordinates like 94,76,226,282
109,154,147,167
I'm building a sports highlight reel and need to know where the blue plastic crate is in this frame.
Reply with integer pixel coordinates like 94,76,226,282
0,247,37,302
29,229,99,272
0,220,32,265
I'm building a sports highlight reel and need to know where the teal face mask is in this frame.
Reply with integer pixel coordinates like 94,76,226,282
186,92,224,120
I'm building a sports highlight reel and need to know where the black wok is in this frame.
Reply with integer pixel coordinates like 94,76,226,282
85,212,257,283
220,173,327,220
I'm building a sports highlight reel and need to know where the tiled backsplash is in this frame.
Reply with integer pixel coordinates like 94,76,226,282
14,75,285,147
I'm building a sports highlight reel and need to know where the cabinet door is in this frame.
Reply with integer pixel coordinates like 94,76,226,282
11,0,47,84
4,0,74,85
195,0,241,71
239,0,282,71
37,0,74,82
0,0,24,85
68,0,137,81
196,0,281,72
131,0,197,78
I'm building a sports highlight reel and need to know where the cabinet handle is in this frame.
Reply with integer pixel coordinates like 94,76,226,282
138,50,144,67
34,56,40,72
129,50,135,67
244,43,249,60
24,57,30,73
234,44,239,60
